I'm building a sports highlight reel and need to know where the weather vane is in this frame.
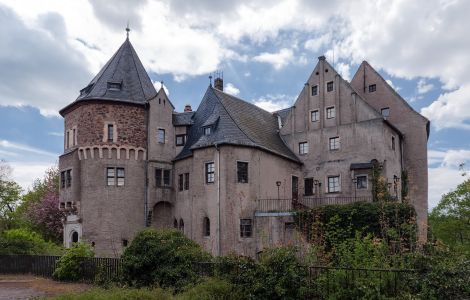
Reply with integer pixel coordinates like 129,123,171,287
126,21,131,39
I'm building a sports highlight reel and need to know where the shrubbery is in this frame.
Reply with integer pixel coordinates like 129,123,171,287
121,229,211,290
0,228,62,255
53,242,94,281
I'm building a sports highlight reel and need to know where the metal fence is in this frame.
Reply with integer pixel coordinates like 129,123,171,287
0,255,121,283
256,196,373,212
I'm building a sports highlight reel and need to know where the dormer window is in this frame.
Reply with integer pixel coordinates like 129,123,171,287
204,126,211,136
79,83,93,96
107,81,122,91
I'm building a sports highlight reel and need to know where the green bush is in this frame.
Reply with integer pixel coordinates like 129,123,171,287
0,228,62,255
121,228,211,290
176,278,242,300
53,242,94,281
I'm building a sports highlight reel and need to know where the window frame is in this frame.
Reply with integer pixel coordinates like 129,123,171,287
392,136,396,151
311,110,319,122
184,173,189,190
205,162,215,184
304,177,314,196
66,169,72,187
311,85,318,96
326,106,336,119
107,124,114,142
327,175,341,193
381,107,390,118
329,136,340,151
237,161,249,183
60,171,66,189
163,169,171,186
203,126,211,136
155,168,162,187
203,217,210,237
157,128,166,144
178,174,184,191
240,218,253,238
356,175,368,190
175,134,186,146
369,84,377,93
326,81,334,92
299,141,308,155
106,167,115,186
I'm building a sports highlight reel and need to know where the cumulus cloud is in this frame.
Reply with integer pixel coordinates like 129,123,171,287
224,83,240,96
252,94,294,112
304,33,331,52
253,48,294,70
152,80,170,96
417,78,434,94
88,0,147,32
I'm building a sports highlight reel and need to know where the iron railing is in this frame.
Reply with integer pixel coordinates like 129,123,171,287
256,196,373,212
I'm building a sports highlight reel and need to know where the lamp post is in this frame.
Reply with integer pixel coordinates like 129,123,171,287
276,181,281,200
352,178,357,201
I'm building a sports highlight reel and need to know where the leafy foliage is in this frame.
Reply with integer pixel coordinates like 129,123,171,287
0,161,22,231
0,228,62,255
121,229,211,290
429,179,470,255
53,242,94,281
177,278,241,300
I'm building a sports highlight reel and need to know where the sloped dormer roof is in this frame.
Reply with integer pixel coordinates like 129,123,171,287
60,38,157,115
175,86,301,163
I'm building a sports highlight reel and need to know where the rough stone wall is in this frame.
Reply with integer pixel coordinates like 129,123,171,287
64,102,146,150
350,62,429,242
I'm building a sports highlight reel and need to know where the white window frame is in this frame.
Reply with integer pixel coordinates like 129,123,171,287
326,106,336,119
205,162,215,184
299,142,308,155
355,175,368,190
311,110,319,122
327,175,341,193
329,137,340,151
158,128,166,144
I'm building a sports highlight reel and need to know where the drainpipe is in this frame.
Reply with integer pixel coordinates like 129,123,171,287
144,103,150,226
214,143,221,256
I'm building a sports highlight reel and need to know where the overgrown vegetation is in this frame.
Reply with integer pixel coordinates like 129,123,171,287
53,242,95,281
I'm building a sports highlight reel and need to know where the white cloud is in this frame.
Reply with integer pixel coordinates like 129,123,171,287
385,79,401,91
252,94,293,112
335,62,350,80
152,80,170,96
304,33,331,52
224,83,240,96
253,48,294,70
9,162,56,191
417,78,434,94
0,139,57,157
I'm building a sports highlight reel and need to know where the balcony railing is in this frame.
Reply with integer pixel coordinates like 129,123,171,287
256,196,373,213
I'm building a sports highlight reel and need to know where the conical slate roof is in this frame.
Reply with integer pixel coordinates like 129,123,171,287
60,38,157,115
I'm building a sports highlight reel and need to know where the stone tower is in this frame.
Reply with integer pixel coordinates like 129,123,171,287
59,36,159,256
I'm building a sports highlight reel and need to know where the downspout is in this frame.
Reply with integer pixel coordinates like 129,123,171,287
144,103,150,226
215,143,221,256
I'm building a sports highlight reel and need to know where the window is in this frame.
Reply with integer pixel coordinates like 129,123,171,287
107,124,114,142
107,167,124,186
381,107,390,117
178,174,184,191
311,110,319,122
163,169,171,186
72,231,79,243
326,106,335,119
392,136,396,151
60,171,66,189
184,173,189,190
155,168,171,187
237,162,248,183
72,129,76,146
205,162,215,184
158,129,165,144
329,137,340,150
299,142,308,155
204,126,211,136
356,175,367,189
176,134,186,146
66,131,70,148
179,218,184,232
328,176,341,193
203,217,210,237
369,84,377,92
122,239,128,247
66,170,72,187
240,219,252,238
311,85,318,96
327,81,334,92
173,219,178,228
107,81,122,90
304,178,314,196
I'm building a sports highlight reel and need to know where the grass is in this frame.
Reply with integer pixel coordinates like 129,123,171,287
46,287,173,300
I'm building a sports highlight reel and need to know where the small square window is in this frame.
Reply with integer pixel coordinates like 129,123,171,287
107,167,115,186
328,176,340,193
369,84,377,93
117,168,125,186
158,129,165,144
356,175,367,189
204,127,211,135
327,81,334,92
329,137,340,150
381,108,390,117
205,162,215,183
237,162,248,183
176,134,186,146
311,85,318,96
326,106,335,119
240,219,252,238
299,142,308,155
311,110,319,122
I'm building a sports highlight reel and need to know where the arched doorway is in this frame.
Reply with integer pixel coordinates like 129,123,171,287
152,201,173,229
71,231,79,244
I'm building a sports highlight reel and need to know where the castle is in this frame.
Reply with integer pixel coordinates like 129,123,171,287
58,35,429,257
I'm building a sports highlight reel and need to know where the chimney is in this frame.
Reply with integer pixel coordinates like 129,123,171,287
214,77,223,91
184,104,192,112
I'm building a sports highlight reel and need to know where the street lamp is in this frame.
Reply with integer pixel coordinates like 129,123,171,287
276,181,281,200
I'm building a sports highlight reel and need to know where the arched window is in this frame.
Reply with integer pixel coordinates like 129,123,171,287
71,231,79,243
179,218,184,232
173,218,178,229
203,217,210,237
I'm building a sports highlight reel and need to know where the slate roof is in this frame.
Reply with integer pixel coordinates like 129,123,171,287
60,38,157,115
175,87,301,163
173,112,195,126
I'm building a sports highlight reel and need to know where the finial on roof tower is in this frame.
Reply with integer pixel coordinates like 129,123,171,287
126,21,131,39
209,75,213,87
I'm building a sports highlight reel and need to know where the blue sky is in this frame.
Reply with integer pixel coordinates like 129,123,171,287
0,0,469,210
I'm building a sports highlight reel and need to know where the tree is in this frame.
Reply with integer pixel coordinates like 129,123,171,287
429,179,470,255
0,160,22,231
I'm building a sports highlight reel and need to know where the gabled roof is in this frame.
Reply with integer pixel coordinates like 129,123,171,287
174,87,301,163
60,38,157,115
173,111,195,126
